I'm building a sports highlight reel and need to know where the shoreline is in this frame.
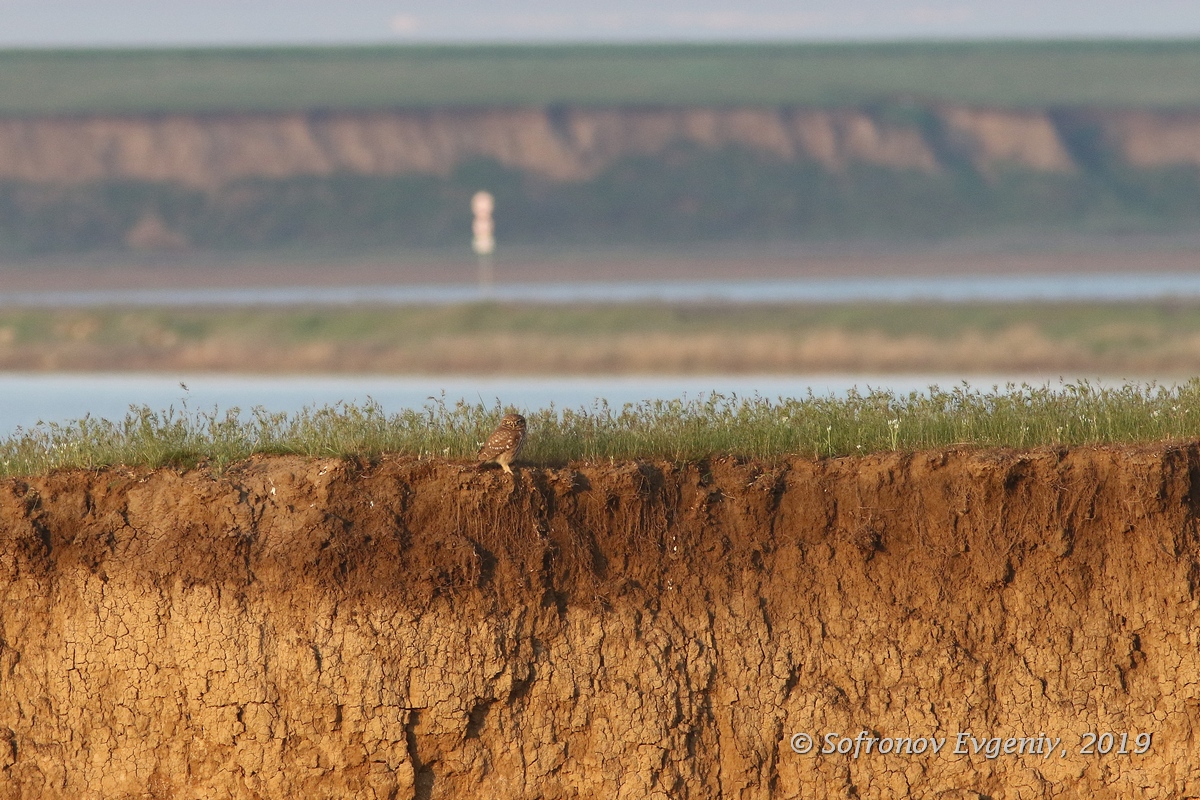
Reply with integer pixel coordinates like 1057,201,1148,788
0,334,1196,376
2,240,1199,293
0,299,1199,376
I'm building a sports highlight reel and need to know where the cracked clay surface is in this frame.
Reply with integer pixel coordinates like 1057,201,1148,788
1,445,1199,798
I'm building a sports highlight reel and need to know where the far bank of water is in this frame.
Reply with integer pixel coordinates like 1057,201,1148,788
4,272,1200,308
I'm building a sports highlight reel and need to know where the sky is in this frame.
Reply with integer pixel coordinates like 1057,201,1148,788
2,1,1200,47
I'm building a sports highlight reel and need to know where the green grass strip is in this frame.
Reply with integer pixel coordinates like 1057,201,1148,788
5,41,1200,114
3,379,1199,477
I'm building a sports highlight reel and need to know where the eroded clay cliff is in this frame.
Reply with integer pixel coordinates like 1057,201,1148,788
0,105,1196,187
1,445,1199,798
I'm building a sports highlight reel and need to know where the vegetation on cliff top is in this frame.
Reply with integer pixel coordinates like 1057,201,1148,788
3,380,1199,477
4,41,1200,114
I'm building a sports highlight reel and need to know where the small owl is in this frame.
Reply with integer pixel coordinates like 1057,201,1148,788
477,412,526,474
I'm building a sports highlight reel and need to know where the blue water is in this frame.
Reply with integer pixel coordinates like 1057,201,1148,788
3,272,1200,307
0,372,1074,435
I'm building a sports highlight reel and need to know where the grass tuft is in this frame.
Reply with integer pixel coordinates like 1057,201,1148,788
3,379,1200,478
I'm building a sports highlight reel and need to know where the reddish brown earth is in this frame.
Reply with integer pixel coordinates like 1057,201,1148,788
2,446,1199,798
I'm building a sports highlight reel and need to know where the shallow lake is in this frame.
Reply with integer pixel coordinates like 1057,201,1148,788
4,272,1200,307
0,372,1123,436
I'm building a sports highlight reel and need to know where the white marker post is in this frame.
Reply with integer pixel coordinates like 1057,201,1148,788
471,190,495,291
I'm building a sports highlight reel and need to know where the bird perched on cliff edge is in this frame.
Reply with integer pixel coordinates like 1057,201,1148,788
477,412,526,474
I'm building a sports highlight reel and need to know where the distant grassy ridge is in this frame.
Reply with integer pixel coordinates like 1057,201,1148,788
5,41,1200,114
5,42,1200,253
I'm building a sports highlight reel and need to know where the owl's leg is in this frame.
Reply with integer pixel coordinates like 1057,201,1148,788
499,457,513,475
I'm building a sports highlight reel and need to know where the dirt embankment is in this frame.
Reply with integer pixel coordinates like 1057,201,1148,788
2,445,1200,798
1,105,1197,188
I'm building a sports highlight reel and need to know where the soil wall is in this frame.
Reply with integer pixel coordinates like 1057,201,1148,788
0,105,1196,187
2,445,1200,798
6,104,1200,252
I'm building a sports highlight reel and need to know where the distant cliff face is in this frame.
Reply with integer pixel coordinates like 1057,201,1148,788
2,104,1200,252
1,104,1192,188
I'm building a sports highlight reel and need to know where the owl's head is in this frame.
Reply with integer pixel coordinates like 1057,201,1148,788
501,413,526,431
